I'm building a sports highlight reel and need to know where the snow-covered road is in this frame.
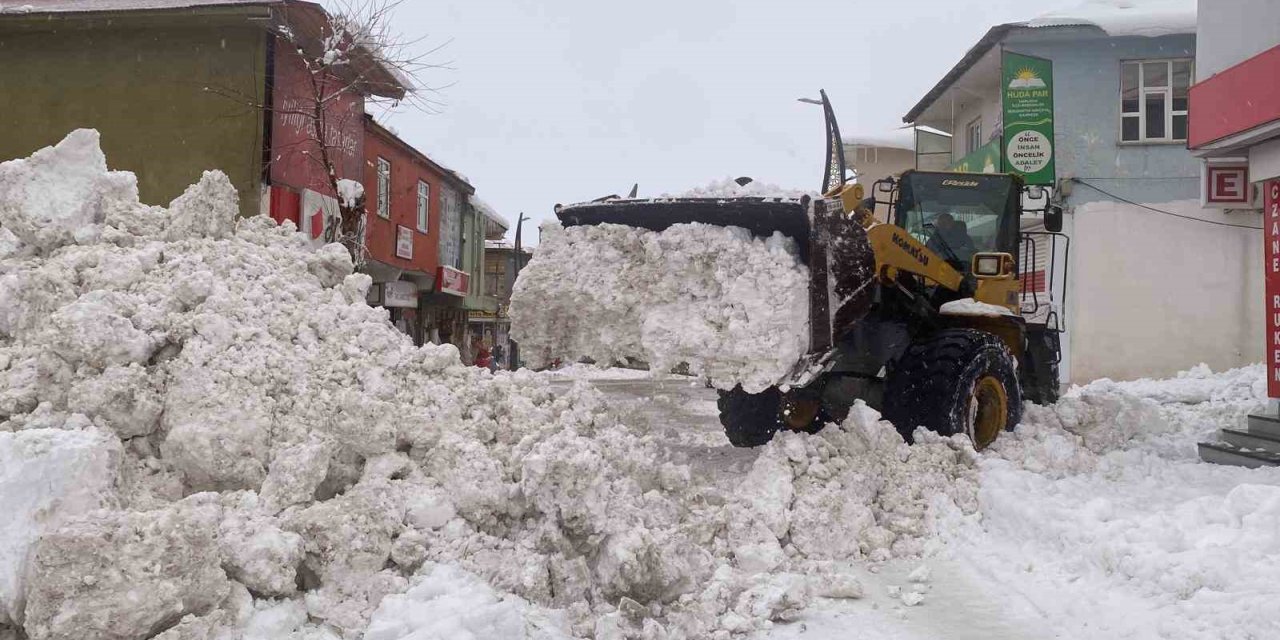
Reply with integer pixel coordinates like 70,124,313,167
561,367,1280,640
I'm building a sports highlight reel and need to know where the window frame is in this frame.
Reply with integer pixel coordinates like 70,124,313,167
376,157,391,219
966,117,983,155
416,180,430,233
1119,58,1193,144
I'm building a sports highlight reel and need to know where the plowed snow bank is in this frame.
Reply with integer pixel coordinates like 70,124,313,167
0,132,967,640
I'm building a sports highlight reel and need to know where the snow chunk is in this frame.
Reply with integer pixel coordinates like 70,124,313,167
364,563,572,640
0,428,120,626
47,291,156,368
0,129,137,251
165,170,238,240
336,178,364,210
939,297,1014,317
218,493,305,597
0,227,21,258
22,497,230,640
1026,0,1196,37
511,222,810,392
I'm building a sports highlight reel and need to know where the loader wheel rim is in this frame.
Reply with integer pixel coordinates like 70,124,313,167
969,375,1008,450
781,394,821,431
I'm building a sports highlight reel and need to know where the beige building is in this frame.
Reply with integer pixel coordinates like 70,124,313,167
842,129,917,222
842,130,916,187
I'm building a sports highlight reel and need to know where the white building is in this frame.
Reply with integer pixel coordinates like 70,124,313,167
904,1,1263,383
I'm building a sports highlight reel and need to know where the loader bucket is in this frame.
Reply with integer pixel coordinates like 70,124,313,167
556,197,815,262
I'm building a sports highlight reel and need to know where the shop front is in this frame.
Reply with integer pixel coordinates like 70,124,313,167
1189,42,1280,404
421,265,472,355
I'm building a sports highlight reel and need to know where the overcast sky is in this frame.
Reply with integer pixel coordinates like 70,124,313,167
375,0,1065,241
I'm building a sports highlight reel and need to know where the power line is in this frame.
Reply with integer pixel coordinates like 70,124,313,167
1069,178,1263,230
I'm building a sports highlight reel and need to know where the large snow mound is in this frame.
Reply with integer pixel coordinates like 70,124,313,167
0,131,968,639
510,221,810,392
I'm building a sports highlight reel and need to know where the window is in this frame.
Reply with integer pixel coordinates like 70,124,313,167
438,187,462,269
966,117,983,154
376,157,391,218
416,180,430,232
1121,59,1192,142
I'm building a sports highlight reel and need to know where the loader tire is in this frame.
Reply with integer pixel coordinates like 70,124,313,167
1022,327,1061,405
717,387,783,448
883,329,1021,450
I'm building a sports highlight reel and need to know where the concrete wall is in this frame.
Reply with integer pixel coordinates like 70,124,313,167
1197,0,1280,78
0,12,268,216
1071,198,1263,381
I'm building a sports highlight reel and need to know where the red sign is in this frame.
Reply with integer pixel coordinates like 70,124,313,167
1189,44,1280,149
437,266,469,297
1206,165,1251,205
1267,180,1280,398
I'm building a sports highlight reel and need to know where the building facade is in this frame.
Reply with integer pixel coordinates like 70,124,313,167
361,116,480,347
903,5,1263,383
472,240,531,369
842,131,918,189
0,0,401,220
1188,0,1280,400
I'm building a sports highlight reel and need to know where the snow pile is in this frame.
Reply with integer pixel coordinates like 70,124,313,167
733,403,980,568
663,178,812,200
935,364,1279,639
510,221,810,392
0,131,967,640
1026,0,1196,37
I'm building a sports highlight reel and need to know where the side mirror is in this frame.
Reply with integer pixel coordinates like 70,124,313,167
1045,205,1064,233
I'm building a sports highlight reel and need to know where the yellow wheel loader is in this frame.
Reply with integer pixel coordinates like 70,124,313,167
553,92,1067,450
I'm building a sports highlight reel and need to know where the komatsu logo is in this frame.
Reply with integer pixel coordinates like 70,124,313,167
942,179,980,187
891,233,929,266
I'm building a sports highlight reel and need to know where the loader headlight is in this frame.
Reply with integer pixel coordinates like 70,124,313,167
972,254,1004,277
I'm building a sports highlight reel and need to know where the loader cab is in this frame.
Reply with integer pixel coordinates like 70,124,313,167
890,171,1022,273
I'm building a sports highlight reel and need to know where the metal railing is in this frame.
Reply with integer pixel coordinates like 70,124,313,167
1019,231,1069,333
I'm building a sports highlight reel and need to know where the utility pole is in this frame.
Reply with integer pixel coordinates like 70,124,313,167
508,212,527,371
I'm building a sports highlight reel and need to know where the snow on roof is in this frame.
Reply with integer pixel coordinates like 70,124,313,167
484,239,530,252
842,129,915,151
1026,0,1196,37
470,196,509,230
0,0,274,13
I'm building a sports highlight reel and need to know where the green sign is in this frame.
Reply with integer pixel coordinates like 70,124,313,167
948,138,1001,174
1001,51,1055,185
